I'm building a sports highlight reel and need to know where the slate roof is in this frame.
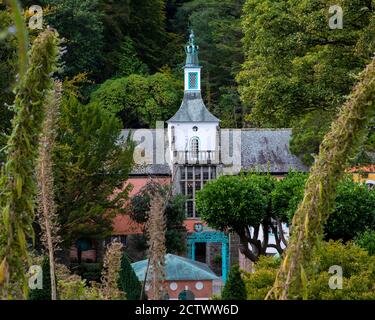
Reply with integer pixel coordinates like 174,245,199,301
120,128,308,175
240,129,308,173
167,92,220,123
132,254,219,281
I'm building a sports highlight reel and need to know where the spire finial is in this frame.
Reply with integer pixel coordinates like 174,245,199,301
189,29,195,46
185,29,199,66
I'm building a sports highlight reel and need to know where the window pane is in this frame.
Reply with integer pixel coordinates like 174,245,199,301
187,182,193,197
180,182,186,195
187,167,193,180
195,181,201,191
195,167,201,179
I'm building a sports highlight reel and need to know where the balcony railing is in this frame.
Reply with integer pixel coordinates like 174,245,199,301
173,150,219,165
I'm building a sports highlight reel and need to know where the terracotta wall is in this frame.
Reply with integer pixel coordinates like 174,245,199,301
113,176,171,235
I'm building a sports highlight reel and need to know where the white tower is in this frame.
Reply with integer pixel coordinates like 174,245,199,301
167,30,220,167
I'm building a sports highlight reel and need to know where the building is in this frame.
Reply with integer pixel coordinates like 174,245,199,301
109,30,308,282
132,254,220,300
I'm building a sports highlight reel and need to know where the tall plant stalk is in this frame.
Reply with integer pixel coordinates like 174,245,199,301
37,81,62,301
146,191,167,300
266,57,375,300
0,28,59,299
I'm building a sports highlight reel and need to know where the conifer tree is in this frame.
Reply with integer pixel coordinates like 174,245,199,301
118,252,143,300
221,265,247,300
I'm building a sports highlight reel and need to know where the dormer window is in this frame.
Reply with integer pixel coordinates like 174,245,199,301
188,72,198,90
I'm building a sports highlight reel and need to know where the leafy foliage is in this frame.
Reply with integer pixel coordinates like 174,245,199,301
53,96,134,247
40,0,105,80
243,256,280,300
238,0,375,162
355,230,375,256
221,265,247,300
90,72,181,128
245,241,375,300
273,173,375,241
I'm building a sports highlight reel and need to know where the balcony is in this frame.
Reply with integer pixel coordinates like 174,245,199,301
173,150,220,165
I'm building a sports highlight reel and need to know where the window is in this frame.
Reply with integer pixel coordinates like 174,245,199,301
190,137,199,158
180,166,216,218
188,72,198,90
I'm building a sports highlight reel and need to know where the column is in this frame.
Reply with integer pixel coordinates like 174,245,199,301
222,242,228,283
191,242,196,261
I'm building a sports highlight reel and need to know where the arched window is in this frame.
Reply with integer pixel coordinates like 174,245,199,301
190,137,199,158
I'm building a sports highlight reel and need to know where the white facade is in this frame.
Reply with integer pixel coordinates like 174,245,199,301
167,122,218,166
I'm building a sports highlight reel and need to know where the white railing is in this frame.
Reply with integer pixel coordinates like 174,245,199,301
173,150,220,165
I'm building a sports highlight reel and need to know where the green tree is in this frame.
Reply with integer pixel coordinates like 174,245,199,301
53,96,134,249
90,72,181,128
130,181,187,254
221,265,247,300
273,173,375,242
238,0,375,162
41,0,105,80
196,174,285,262
117,36,149,78
28,257,52,300
118,253,143,300
99,0,179,77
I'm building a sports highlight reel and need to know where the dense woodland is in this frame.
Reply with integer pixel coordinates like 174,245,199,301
0,0,374,300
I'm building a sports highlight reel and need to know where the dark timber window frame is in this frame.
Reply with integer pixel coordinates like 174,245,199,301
180,165,216,218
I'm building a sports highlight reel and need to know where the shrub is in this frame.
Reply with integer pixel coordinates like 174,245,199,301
355,230,375,256
244,241,375,300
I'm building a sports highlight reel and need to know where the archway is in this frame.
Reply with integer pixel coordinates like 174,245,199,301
187,231,229,283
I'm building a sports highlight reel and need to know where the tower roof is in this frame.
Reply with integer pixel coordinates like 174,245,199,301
167,91,219,122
